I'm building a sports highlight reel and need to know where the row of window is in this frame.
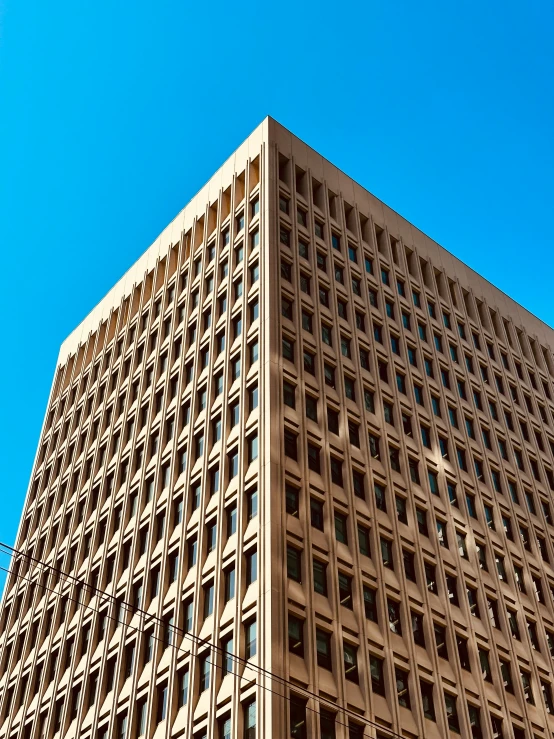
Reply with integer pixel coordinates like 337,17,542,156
281,227,553,399
46,191,260,427
278,178,554,396
284,390,554,570
287,533,554,650
281,276,554,495
19,272,263,571
2,466,261,638
281,331,554,557
35,250,260,492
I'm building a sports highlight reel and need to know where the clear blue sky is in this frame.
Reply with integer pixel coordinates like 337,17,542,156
0,0,553,589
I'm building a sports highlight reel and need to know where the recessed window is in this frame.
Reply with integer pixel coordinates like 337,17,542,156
369,434,381,461
284,429,298,460
313,560,327,595
228,451,239,478
246,549,258,585
307,443,320,472
334,512,348,544
316,629,332,669
343,643,359,683
224,567,235,602
287,546,302,582
338,573,353,608
247,488,258,520
358,525,370,556
298,238,309,258
396,668,411,708
248,434,258,463
417,508,428,536
284,381,296,409
301,310,313,332
370,656,386,696
310,497,324,530
282,336,294,361
306,394,318,421
317,251,326,271
285,484,300,517
381,538,393,568
288,615,304,657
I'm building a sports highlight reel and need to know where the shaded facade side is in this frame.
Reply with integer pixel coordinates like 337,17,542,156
267,117,554,739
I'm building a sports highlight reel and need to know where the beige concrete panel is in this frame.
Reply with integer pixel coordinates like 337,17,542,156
58,119,268,367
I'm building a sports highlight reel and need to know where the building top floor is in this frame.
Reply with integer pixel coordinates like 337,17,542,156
57,116,554,368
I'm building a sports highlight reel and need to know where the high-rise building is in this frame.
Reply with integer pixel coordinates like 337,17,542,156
2,117,554,739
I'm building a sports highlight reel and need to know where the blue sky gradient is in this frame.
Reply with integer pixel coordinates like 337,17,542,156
0,0,553,590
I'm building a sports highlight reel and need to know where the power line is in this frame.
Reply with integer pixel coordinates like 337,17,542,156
0,558,407,739
0,542,414,739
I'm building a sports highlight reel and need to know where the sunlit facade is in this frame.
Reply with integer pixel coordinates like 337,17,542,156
1,118,554,739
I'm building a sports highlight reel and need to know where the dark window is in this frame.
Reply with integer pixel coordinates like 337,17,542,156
303,350,315,374
396,495,408,523
338,573,353,609
403,550,416,582
307,444,320,473
417,508,428,536
290,696,307,739
282,337,294,361
434,623,448,659
317,252,326,271
396,668,411,708
358,525,371,556
370,656,386,696
343,643,359,683
411,611,425,647
444,693,460,733
287,546,302,582
334,512,348,544
363,586,378,621
387,598,402,635
285,484,300,517
374,483,386,511
446,575,459,606
425,562,437,593
330,457,343,486
284,430,298,460
283,381,296,409
420,680,436,721
316,629,332,669
313,560,327,596
521,670,534,704
352,470,365,499
320,710,336,739
306,394,318,421
381,538,393,568
310,498,324,530
288,615,304,657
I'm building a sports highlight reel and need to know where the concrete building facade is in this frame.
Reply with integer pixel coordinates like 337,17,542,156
1,117,554,739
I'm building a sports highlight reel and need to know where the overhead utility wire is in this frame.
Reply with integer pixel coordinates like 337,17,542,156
0,542,414,739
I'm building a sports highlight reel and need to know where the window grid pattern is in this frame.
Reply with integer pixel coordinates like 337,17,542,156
0,154,264,739
2,120,554,739
276,140,554,739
